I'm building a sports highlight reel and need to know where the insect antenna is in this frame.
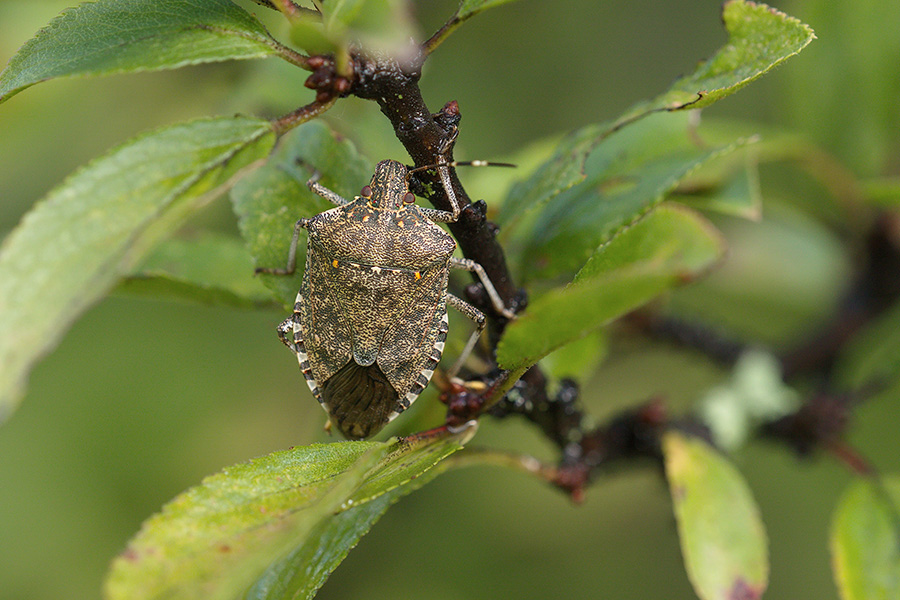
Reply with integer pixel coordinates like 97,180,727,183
408,160,516,218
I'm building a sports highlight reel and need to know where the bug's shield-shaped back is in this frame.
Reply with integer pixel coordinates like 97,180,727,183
301,239,450,439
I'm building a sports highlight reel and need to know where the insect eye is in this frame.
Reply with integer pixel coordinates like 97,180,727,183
403,192,415,204
361,185,372,198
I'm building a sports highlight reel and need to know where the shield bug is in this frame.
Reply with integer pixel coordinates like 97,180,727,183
259,158,515,440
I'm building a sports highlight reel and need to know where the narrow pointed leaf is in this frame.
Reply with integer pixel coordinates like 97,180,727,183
664,432,769,600
231,120,370,307
831,476,900,600
0,116,275,422
118,233,277,309
105,428,473,600
0,0,281,103
498,0,813,229
497,204,724,371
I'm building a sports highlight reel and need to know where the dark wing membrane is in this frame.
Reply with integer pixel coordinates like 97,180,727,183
301,242,354,385
321,361,397,440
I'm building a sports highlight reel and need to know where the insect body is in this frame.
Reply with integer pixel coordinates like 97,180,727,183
262,159,514,439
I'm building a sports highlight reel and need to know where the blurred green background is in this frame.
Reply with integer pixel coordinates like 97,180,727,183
1,1,898,598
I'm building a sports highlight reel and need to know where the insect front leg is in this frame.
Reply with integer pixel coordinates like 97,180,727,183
450,257,517,320
255,218,310,275
446,293,486,378
307,171,351,206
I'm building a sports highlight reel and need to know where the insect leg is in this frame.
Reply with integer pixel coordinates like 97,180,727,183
254,218,310,275
307,171,350,206
446,293,486,378
449,257,517,319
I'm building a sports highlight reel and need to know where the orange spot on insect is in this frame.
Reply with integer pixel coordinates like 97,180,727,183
332,259,339,268
415,271,422,280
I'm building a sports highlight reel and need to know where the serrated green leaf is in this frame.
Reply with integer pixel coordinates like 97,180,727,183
0,116,275,423
831,476,900,600
230,120,370,307
105,427,473,600
497,204,725,371
118,233,277,309
664,432,769,600
498,0,813,230
0,0,280,103
512,111,748,283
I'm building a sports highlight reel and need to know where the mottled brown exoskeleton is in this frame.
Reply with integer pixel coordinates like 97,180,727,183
260,159,515,440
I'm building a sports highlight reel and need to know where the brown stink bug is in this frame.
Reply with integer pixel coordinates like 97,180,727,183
259,159,515,439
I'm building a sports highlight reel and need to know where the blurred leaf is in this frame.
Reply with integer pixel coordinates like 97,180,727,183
0,0,282,103
664,432,769,600
118,233,277,309
497,204,725,371
0,116,275,423
289,18,338,56
105,426,473,600
322,0,416,56
666,201,852,345
675,150,762,220
699,349,799,451
498,0,813,230
230,120,370,308
540,330,607,388
862,178,900,208
831,476,900,600
514,111,747,283
783,1,900,175
836,299,900,392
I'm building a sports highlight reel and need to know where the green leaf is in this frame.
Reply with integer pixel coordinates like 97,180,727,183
497,204,725,371
498,0,813,230
836,299,900,393
0,116,275,423
510,112,750,283
322,0,416,55
457,0,522,22
664,432,769,600
783,1,900,175
540,330,608,388
118,233,277,309
674,148,763,220
831,476,900,600
862,178,900,209
230,120,371,308
0,0,280,103
105,427,473,600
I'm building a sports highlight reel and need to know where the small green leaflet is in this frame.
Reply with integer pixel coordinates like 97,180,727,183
105,427,473,600
831,476,900,600
664,432,769,600
0,116,275,423
0,0,281,103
